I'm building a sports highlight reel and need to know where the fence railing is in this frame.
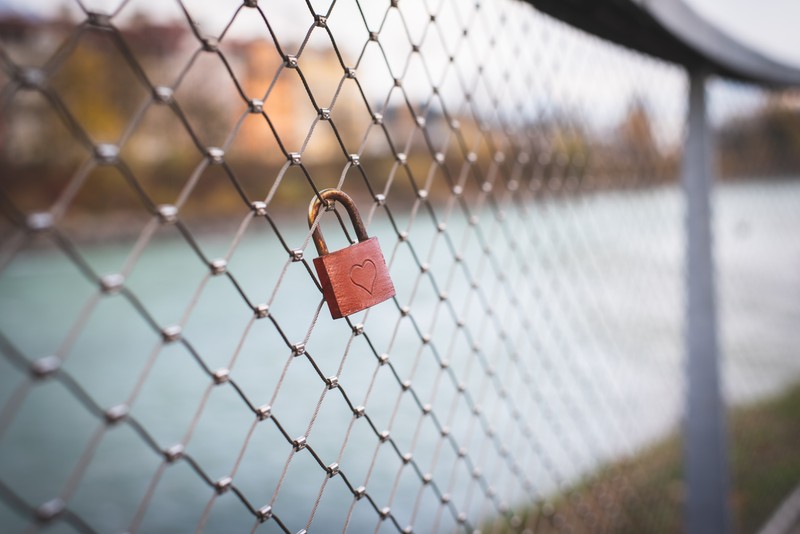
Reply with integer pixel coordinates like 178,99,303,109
1,1,799,532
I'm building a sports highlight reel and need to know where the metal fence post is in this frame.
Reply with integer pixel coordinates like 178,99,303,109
683,69,731,534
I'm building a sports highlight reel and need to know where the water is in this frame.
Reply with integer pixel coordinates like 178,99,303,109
0,182,798,532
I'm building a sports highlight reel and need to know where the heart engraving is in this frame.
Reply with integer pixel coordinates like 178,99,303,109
350,259,377,294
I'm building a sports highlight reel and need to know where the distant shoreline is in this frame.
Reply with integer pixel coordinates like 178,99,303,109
5,176,797,247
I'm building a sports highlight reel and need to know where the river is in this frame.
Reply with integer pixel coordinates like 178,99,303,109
0,180,798,532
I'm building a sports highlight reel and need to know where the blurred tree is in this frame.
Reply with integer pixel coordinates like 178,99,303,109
718,94,800,179
618,97,657,155
612,96,679,186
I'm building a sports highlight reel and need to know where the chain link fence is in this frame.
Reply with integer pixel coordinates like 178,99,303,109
0,0,798,532
709,80,800,532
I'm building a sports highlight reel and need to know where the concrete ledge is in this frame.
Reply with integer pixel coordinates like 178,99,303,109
760,485,800,534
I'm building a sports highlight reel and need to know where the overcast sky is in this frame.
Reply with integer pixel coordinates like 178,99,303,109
3,0,799,70
686,0,800,68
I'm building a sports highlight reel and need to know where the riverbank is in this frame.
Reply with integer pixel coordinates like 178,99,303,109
496,381,800,533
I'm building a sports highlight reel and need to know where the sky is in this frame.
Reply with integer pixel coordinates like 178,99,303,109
2,0,799,71
686,0,800,68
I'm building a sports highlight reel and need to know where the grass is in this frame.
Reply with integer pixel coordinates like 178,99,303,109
486,381,800,533
731,384,800,532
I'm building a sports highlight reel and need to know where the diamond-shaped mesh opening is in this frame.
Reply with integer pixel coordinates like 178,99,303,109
258,1,313,57
58,165,156,243
264,265,322,342
0,245,97,357
179,279,255,369
174,53,245,148
48,30,150,144
269,448,326,529
121,227,211,325
262,69,319,155
224,117,288,196
59,295,159,408
118,103,202,205
133,459,216,531
218,37,281,100
1,91,90,214
297,31,346,109
0,380,98,503
175,167,254,254
356,41,396,109
66,423,162,531
182,384,258,475
300,122,350,188
326,0,367,66
127,341,212,445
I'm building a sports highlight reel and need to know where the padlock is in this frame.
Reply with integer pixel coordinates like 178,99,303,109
308,189,395,319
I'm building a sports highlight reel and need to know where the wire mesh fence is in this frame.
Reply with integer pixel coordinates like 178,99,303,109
0,0,798,532
709,80,800,532
709,82,800,405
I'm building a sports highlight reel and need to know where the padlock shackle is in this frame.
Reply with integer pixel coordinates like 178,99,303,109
308,188,370,256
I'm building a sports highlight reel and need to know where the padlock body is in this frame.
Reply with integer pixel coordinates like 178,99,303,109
314,237,395,319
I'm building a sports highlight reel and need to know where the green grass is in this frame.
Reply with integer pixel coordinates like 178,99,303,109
485,382,800,533
732,384,800,532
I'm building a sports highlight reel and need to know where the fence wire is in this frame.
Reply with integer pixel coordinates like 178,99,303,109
708,80,800,533
0,0,798,533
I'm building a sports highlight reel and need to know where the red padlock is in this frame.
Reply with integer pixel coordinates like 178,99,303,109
308,189,395,319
